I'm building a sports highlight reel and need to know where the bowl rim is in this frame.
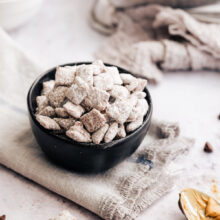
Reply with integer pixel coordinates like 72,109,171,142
27,62,153,150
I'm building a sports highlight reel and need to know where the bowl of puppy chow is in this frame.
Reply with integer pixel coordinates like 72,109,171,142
27,61,152,173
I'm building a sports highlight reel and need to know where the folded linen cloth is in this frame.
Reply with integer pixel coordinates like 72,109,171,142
90,1,220,83
0,28,194,220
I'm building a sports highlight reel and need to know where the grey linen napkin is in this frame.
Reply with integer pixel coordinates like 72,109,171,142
0,28,194,220
90,2,220,83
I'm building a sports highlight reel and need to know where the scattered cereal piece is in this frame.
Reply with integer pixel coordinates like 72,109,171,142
55,66,76,86
80,109,106,132
41,80,55,96
36,115,61,130
49,210,77,220
128,99,148,121
76,64,94,85
39,106,55,117
54,118,75,130
132,91,146,99
84,87,110,111
36,95,48,111
134,78,147,92
106,66,122,85
106,96,137,124
92,123,109,144
109,85,130,99
93,72,114,90
63,101,85,119
117,124,126,138
66,76,89,105
126,117,143,132
55,107,69,118
104,122,119,143
66,121,91,143
48,86,68,107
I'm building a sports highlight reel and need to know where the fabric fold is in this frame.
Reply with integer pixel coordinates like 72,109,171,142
0,28,194,220
91,2,220,83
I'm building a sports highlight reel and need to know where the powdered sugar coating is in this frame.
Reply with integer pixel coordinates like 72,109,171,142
93,72,114,90
126,117,144,132
109,85,130,99
92,123,109,144
36,95,48,111
35,61,149,144
48,86,67,107
41,80,55,96
54,118,75,130
66,76,89,105
63,101,85,119
55,107,69,118
66,121,91,143
55,66,76,86
36,115,60,130
39,106,55,117
104,122,118,143
84,87,110,111
80,109,106,132
106,96,137,124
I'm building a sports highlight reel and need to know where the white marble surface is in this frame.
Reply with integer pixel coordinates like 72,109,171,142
1,0,220,219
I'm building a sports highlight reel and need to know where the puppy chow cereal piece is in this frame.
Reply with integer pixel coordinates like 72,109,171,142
84,87,110,111
117,124,126,138
55,66,76,86
36,95,48,111
49,210,77,220
41,80,55,96
132,91,146,99
93,72,114,90
66,121,91,143
106,66,122,85
134,78,147,92
63,101,85,119
128,99,148,121
126,117,143,132
48,86,67,107
120,73,139,91
92,123,109,144
39,106,55,117
104,122,118,143
36,115,60,130
106,96,137,124
120,74,135,84
92,60,106,74
80,109,106,132
54,118,75,130
109,85,130,99
55,107,69,118
125,79,139,92
76,64,94,85
66,76,89,105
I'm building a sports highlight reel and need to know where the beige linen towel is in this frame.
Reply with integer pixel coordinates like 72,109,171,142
0,28,194,220
91,2,220,83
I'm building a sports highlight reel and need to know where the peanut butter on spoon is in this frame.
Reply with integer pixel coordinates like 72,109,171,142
179,188,220,220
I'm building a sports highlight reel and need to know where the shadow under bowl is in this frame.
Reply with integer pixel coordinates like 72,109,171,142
27,62,153,173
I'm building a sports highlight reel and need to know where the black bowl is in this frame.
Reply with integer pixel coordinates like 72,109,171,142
27,62,153,173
